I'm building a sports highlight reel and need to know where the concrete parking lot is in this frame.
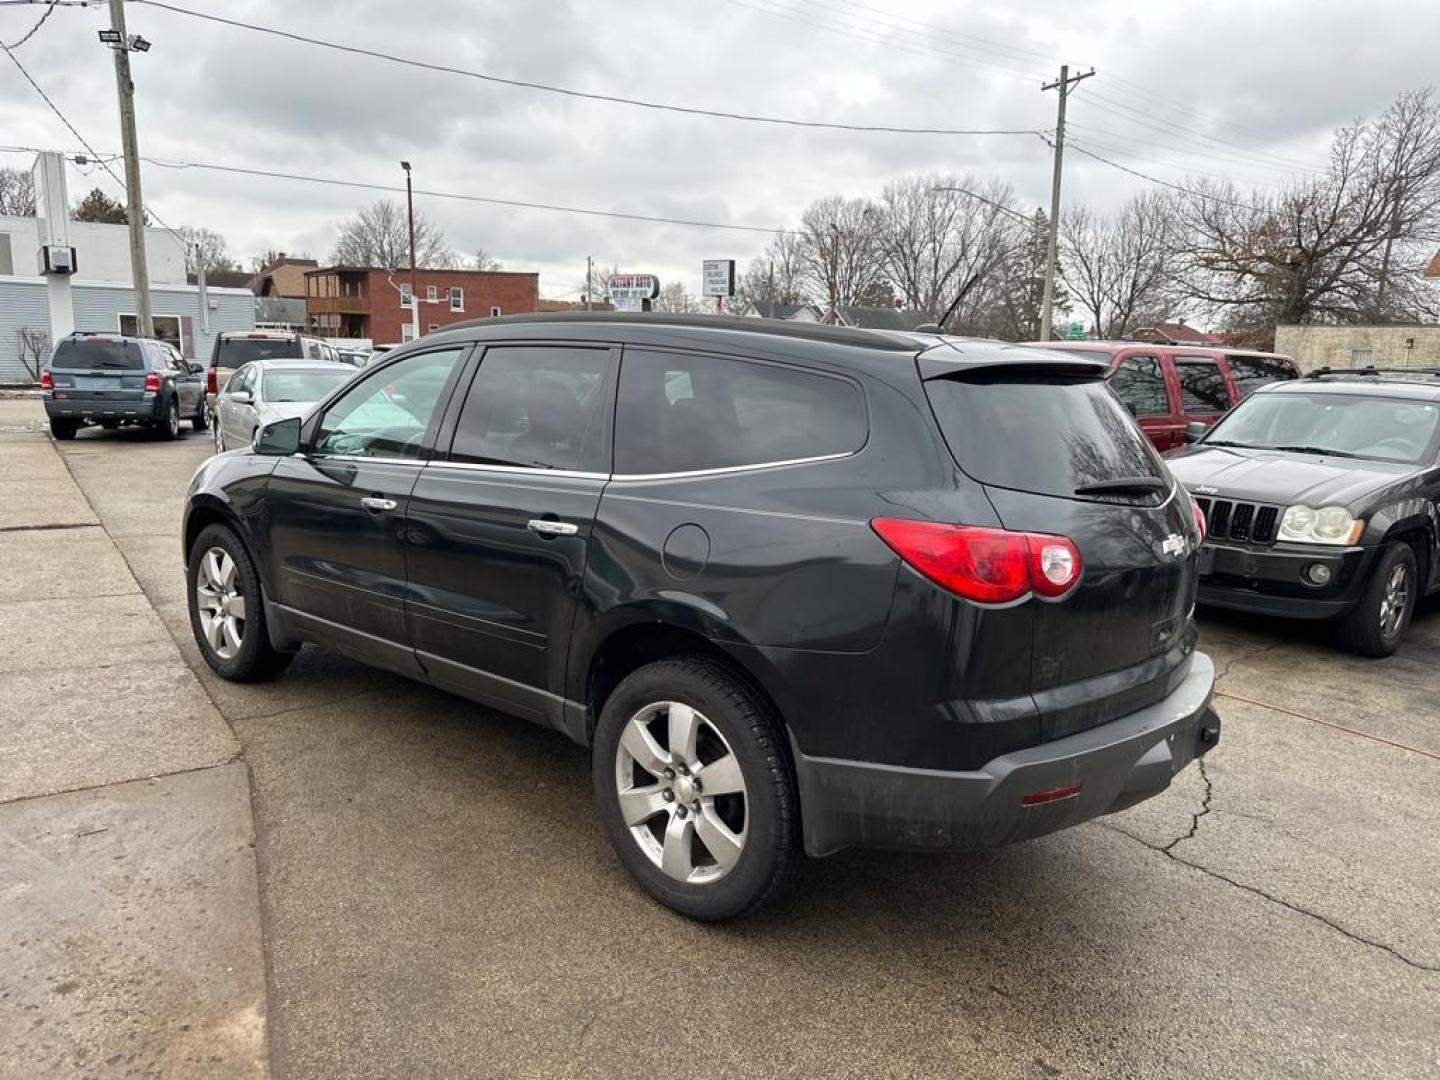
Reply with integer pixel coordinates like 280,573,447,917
1,396,1436,1079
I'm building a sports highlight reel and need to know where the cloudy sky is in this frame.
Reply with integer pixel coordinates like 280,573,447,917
3,0,1437,298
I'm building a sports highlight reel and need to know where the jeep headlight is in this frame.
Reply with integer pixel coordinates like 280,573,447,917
1279,505,1363,545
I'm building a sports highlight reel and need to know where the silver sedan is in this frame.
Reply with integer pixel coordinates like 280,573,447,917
212,359,356,453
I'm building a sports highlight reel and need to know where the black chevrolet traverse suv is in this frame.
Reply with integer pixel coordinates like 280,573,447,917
182,314,1219,919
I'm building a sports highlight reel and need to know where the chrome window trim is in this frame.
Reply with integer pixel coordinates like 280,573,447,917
426,460,610,481
609,451,855,482
305,453,427,467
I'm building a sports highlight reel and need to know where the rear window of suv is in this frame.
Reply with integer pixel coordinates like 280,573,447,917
217,337,302,366
924,373,1169,500
615,349,866,475
1227,355,1297,398
50,339,145,369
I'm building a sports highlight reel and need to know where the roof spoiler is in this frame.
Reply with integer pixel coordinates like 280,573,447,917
917,342,1109,381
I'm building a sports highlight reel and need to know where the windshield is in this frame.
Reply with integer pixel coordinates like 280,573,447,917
1204,391,1440,464
218,338,301,366
50,339,145,370
924,373,1170,502
261,368,352,403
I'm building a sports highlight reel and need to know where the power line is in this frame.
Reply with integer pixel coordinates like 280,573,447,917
134,152,807,236
1066,141,1265,211
1,0,57,49
0,38,183,238
129,0,1038,138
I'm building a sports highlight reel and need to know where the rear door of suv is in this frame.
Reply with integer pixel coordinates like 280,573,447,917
403,341,617,727
921,352,1200,741
47,336,149,416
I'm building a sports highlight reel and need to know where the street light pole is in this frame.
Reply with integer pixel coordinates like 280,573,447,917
106,0,152,337
401,160,419,340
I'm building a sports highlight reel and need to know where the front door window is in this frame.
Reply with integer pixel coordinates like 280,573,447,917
312,348,464,460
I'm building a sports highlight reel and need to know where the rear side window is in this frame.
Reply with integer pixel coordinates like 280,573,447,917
1227,355,1296,398
1175,358,1229,412
449,345,612,472
924,374,1168,500
615,349,866,475
50,339,144,370
1108,354,1169,416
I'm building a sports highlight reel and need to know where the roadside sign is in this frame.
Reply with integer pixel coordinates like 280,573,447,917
607,273,659,313
702,259,736,298
1067,321,1086,340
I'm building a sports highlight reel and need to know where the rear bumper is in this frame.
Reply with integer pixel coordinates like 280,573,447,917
792,652,1218,856
44,391,160,422
1196,541,1373,620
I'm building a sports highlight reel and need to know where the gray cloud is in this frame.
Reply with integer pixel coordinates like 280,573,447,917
2,0,1435,294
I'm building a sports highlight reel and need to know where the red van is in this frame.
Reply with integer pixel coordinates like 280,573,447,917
1027,341,1301,450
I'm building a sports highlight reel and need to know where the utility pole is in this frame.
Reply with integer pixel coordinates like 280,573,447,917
106,0,152,337
585,255,592,311
827,223,840,325
401,161,419,340
1039,65,1094,341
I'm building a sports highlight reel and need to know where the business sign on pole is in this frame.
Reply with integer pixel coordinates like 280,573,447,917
607,273,659,312
702,259,736,297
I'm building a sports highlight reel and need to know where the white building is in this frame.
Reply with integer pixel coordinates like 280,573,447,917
0,153,254,383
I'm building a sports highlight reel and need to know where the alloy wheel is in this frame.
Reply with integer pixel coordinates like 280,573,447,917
214,420,224,454
1378,562,1411,640
167,399,179,437
613,701,748,884
195,546,246,659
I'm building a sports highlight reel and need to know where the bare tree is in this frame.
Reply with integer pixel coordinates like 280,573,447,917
875,174,1017,326
654,281,708,313
331,199,455,269
736,232,808,312
964,209,1066,341
1177,88,1440,329
178,225,235,276
1062,191,1183,337
797,196,887,321
16,327,50,382
0,167,35,217
472,248,502,272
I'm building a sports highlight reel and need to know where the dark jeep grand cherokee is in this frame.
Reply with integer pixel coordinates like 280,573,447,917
1169,371,1440,656
182,314,1218,919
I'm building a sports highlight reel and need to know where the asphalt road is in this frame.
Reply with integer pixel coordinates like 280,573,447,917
34,413,1440,1078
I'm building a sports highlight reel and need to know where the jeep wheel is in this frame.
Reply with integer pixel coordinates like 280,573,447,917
1336,543,1416,657
592,657,798,920
187,524,296,681
49,418,79,441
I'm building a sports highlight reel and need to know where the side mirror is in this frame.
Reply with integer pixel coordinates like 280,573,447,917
254,416,300,455
188,361,205,375
229,390,253,405
1183,421,1209,444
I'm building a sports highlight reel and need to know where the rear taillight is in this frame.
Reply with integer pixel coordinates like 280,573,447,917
870,519,1082,604
206,368,218,394
39,369,52,390
1191,497,1207,543
143,371,161,393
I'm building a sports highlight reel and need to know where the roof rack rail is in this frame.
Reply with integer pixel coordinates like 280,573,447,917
1304,365,1440,380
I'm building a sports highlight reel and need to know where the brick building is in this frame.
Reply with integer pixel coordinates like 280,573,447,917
304,266,539,344
1274,323,1440,371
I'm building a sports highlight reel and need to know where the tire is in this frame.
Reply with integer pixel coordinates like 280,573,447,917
155,395,182,440
592,657,798,920
98,420,120,431
186,523,296,681
1336,543,1417,657
49,418,79,440
191,397,209,432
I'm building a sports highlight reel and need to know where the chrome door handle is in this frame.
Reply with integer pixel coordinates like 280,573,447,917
527,518,579,537
361,496,397,512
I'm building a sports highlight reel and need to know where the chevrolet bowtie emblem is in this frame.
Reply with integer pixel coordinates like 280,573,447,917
1160,534,1187,557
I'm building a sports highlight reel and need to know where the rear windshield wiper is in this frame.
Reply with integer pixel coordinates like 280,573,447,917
1272,445,1360,459
1073,476,1168,496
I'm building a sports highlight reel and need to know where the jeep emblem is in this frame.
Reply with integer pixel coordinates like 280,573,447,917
1191,484,1220,495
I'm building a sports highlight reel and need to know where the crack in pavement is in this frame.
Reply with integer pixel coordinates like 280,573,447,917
1102,820,1439,973
1212,640,1286,685
1161,756,1212,853
231,686,388,724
